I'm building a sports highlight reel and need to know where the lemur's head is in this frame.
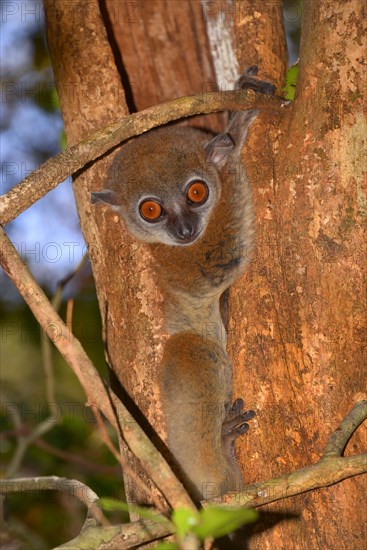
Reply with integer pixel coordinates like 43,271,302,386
91,126,235,246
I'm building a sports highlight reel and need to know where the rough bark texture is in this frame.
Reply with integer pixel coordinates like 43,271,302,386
234,0,287,87
104,0,224,130
229,1,367,548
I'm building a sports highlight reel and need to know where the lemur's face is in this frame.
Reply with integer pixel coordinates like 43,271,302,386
91,126,227,246
131,176,215,246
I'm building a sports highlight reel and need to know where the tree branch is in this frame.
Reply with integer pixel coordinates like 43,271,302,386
214,400,367,507
0,227,195,512
0,90,286,226
0,476,107,528
55,519,172,550
323,399,366,457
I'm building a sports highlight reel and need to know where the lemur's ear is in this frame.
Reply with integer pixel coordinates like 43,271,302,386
90,189,120,209
204,133,234,166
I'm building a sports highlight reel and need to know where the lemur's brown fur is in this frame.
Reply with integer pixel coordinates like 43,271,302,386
92,67,275,500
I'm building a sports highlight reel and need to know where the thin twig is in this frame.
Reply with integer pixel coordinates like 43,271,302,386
41,326,56,408
91,404,163,512
65,298,74,330
42,253,88,410
323,399,367,457
4,408,57,479
91,406,121,464
0,476,108,528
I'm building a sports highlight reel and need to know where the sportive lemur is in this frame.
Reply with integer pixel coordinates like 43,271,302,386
92,66,275,500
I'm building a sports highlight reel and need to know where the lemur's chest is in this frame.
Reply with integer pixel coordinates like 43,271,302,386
198,235,246,288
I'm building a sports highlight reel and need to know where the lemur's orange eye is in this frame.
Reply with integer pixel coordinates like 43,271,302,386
187,181,208,204
139,200,163,221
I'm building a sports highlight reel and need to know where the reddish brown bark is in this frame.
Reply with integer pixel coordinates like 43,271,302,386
229,1,367,547
234,0,287,87
104,0,224,130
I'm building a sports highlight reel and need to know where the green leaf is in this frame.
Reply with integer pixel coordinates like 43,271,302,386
283,63,299,101
50,87,61,110
99,498,167,523
193,506,258,540
60,129,67,151
172,508,200,540
33,83,61,113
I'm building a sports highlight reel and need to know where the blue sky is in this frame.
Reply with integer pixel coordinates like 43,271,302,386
1,0,86,296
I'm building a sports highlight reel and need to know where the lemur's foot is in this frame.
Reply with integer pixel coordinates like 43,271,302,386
221,398,256,461
237,65,276,96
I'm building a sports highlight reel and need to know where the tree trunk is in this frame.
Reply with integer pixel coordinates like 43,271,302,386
103,0,224,131
229,1,367,547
